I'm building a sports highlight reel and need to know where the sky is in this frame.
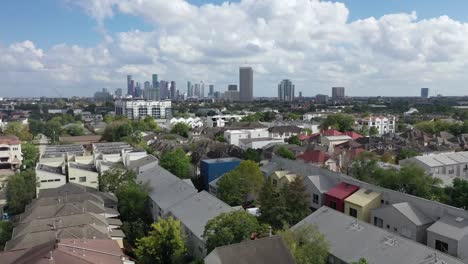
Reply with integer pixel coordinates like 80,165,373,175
1,0,468,97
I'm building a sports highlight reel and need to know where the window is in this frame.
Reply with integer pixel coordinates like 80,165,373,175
435,240,449,253
349,208,358,218
79,177,86,182
330,201,337,210
374,217,383,228
69,177,76,180
41,180,47,183
393,227,398,232
273,179,278,186
313,194,319,204
386,224,390,229
448,168,454,174
54,179,60,182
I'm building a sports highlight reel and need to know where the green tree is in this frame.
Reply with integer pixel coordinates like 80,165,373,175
171,122,191,138
243,148,261,163
0,221,13,250
277,146,296,160
159,149,191,179
203,210,267,253
279,224,328,264
215,134,226,142
258,178,290,230
319,113,355,132
445,178,468,208
102,122,133,142
369,126,379,136
44,120,62,143
287,135,301,146
6,170,37,215
65,124,85,136
4,122,33,141
282,177,310,226
351,152,379,183
217,160,264,205
21,143,39,169
116,181,151,222
136,217,186,264
396,148,420,162
121,219,148,247
28,119,45,136
99,166,136,193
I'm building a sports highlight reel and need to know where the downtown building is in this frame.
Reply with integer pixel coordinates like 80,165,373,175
115,99,172,120
239,67,253,102
278,79,295,102
332,87,345,99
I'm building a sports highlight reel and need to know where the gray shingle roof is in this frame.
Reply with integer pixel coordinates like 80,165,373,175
305,175,335,193
127,155,159,170
293,206,465,264
205,236,296,264
136,165,180,191
150,180,197,213
387,202,433,226
38,183,117,208
168,191,234,240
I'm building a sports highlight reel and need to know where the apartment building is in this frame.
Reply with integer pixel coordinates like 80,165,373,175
115,99,172,119
0,135,22,170
356,115,397,135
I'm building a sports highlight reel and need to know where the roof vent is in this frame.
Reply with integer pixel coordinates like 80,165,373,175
455,217,464,222
349,222,364,232
364,189,373,195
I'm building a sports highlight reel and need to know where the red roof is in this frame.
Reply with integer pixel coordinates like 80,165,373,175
297,150,330,163
0,135,20,145
344,131,363,140
321,129,344,136
299,133,320,141
325,182,359,200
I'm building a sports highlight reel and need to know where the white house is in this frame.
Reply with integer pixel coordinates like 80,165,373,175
35,164,67,195
321,135,352,152
0,136,22,170
168,117,204,129
206,115,244,128
67,162,99,189
224,128,269,147
356,115,397,135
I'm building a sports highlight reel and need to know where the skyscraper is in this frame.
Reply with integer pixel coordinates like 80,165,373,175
332,87,345,99
200,81,205,98
152,74,158,88
194,83,200,98
239,67,253,102
278,79,295,102
421,88,429,98
160,80,168,99
127,75,134,96
170,81,176,99
144,81,151,89
209,85,214,97
228,85,238,91
187,81,193,97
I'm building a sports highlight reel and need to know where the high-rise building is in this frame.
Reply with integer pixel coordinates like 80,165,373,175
187,81,193,97
239,67,253,102
127,75,134,96
209,85,214,97
152,74,159,88
299,91,302,98
228,85,238,91
278,79,295,102
115,88,123,97
421,88,429,98
200,81,205,98
94,88,113,102
332,87,345,99
170,81,176,99
194,83,200,98
134,82,143,98
316,94,329,104
144,81,151,89
160,80,168,99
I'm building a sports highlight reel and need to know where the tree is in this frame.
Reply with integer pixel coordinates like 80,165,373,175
282,177,310,226
277,146,296,160
258,178,290,230
116,181,151,222
287,135,301,146
160,149,191,179
243,148,261,163
135,217,186,264
171,122,191,138
102,122,133,142
21,143,39,169
0,221,13,250
44,120,62,143
279,224,328,264
445,178,468,208
99,166,136,193
215,134,226,142
65,124,85,136
203,210,267,253
216,160,264,205
369,126,379,137
319,113,355,132
6,170,37,215
121,219,147,247
4,122,33,141
396,148,420,162
350,152,379,183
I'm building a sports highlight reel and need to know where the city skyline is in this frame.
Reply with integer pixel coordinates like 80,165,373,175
3,1,468,97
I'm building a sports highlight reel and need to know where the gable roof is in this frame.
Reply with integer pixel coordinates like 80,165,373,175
127,154,159,170
150,180,197,213
293,206,465,264
167,191,234,240
343,131,364,140
305,175,335,193
325,182,359,200
204,236,296,264
427,214,468,241
38,183,117,208
373,202,433,226
321,129,344,136
297,150,331,164
136,164,180,191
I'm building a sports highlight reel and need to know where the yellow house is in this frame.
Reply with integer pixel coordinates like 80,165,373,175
270,171,299,189
344,188,381,222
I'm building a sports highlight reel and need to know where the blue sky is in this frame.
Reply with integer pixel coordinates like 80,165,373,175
1,0,468,97
2,0,467,48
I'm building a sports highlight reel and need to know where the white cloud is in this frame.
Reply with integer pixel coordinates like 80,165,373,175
2,0,468,96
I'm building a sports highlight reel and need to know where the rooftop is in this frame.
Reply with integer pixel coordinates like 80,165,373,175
0,135,20,145
239,137,282,145
36,164,64,175
293,206,464,264
374,202,433,226
68,162,97,172
168,191,234,240
345,188,381,207
202,157,242,164
127,155,159,170
325,182,360,200
150,180,197,213
427,214,468,241
305,175,335,194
